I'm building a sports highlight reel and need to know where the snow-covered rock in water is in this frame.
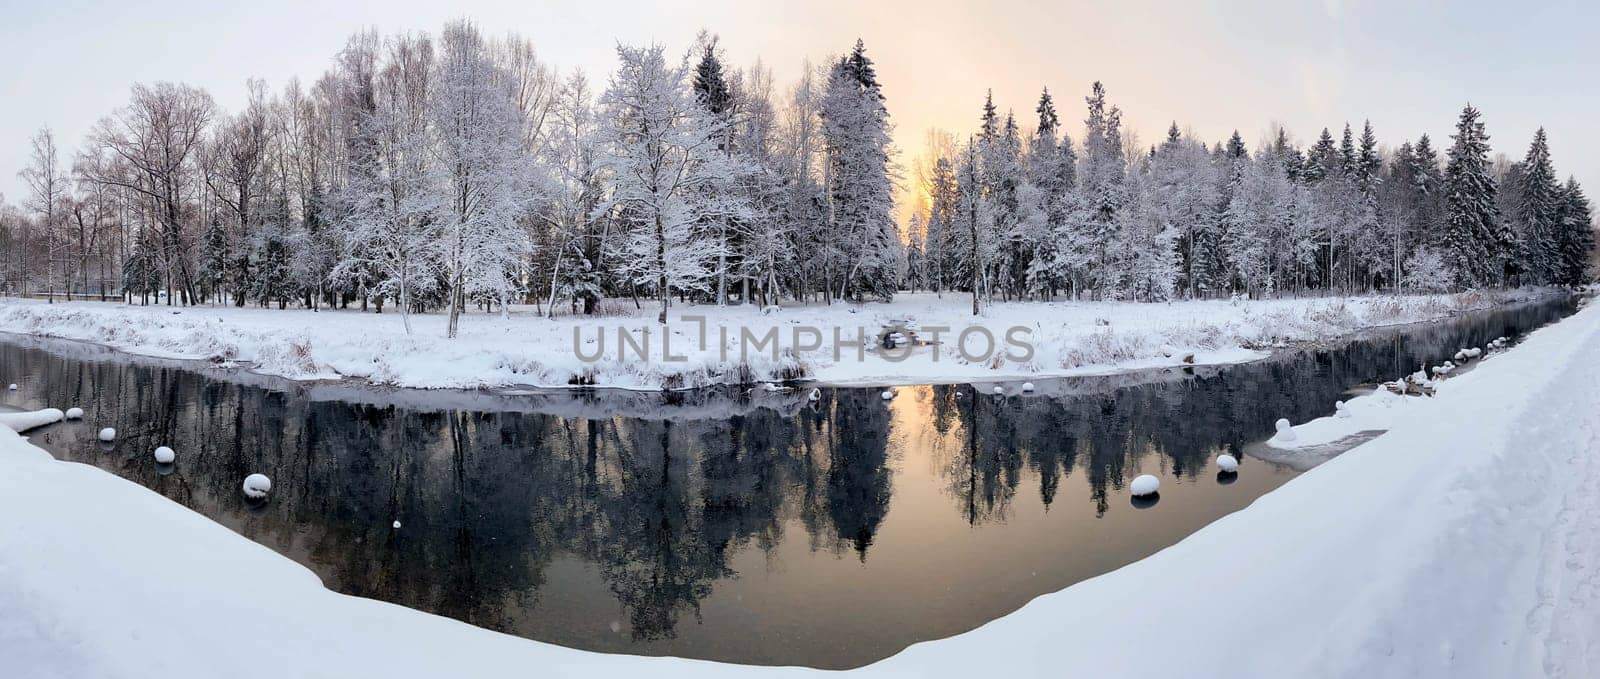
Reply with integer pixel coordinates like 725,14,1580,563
65,407,84,420
1335,400,1351,419
880,390,894,400
808,388,821,401
0,408,65,433
1021,382,1035,392
1273,418,1297,442
5,383,15,391
98,427,117,442
392,520,402,529
1130,474,1160,497
242,474,272,499
1466,347,1482,358
1217,454,1239,473
153,446,175,464
992,386,1005,395
1454,350,1467,361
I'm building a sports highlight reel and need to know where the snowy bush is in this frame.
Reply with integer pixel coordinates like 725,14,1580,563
1402,248,1453,293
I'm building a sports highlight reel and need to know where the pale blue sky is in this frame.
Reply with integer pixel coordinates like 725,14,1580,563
3,0,1595,208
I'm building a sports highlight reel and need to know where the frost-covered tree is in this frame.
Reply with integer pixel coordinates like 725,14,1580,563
820,40,898,302
598,42,731,323
428,21,536,336
538,73,606,316
1147,124,1220,297
18,127,70,301
1077,82,1127,294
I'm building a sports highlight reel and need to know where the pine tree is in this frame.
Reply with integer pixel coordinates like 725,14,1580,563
1441,105,1501,287
1079,81,1127,294
1554,177,1595,285
1514,128,1562,283
1304,128,1338,183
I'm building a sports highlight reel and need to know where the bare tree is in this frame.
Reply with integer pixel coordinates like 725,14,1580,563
82,82,215,305
19,127,70,301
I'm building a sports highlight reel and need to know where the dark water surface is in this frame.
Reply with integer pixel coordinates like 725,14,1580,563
0,296,1578,669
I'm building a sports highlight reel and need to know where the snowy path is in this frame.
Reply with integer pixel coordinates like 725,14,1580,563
1,301,1598,678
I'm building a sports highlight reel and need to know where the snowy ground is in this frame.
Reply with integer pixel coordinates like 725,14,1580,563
3,296,1599,678
0,289,1552,390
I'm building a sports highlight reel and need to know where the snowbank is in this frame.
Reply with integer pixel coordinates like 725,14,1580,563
0,289,1551,390
1268,388,1420,450
3,299,1597,677
0,408,63,432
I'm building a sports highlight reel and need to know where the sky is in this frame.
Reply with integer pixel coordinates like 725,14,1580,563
3,0,1597,219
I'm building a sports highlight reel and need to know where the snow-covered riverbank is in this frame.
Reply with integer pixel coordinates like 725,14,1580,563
0,289,1555,390
3,295,1598,678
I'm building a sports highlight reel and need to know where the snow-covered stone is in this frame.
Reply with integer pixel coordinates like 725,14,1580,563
880,390,894,401
0,408,64,433
153,446,175,464
1021,382,1035,392
1335,400,1351,419
1273,418,1297,442
242,474,272,499
5,383,15,391
1130,474,1160,497
97,427,116,442
808,388,821,401
65,407,84,420
1217,454,1239,473
992,386,1005,395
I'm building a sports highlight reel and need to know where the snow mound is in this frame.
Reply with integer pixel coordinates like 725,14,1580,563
1217,454,1239,473
1021,382,1035,392
1130,474,1160,497
0,408,65,433
64,407,84,420
98,427,116,442
1273,418,1297,443
153,446,175,464
242,474,272,499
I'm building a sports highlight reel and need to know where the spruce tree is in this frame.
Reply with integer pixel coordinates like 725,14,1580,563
1515,128,1561,283
1304,128,1338,183
820,39,898,301
1555,178,1595,285
1441,105,1501,287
